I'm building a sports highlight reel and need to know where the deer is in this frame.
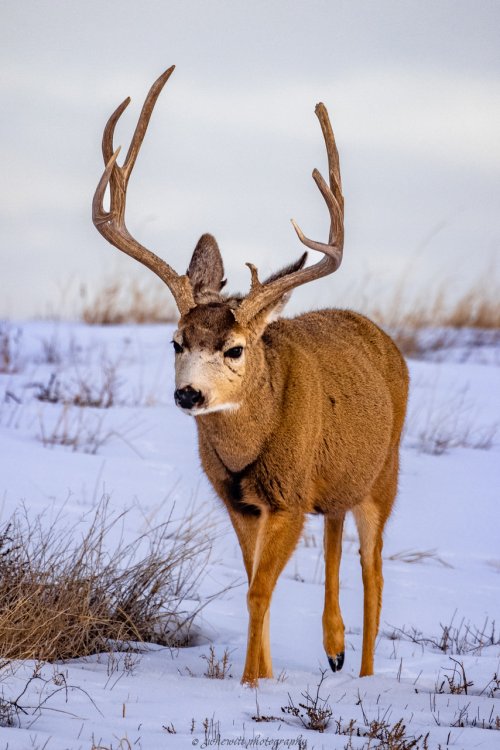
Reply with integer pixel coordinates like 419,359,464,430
92,67,409,686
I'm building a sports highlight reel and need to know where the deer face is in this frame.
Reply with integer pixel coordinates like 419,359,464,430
173,303,248,415
171,235,247,416
171,235,310,417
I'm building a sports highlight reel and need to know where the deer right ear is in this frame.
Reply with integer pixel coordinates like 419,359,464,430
187,234,226,303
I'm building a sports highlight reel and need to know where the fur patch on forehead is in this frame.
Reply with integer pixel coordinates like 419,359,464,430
181,303,239,350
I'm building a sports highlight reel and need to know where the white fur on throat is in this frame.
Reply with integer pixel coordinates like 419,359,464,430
190,402,241,416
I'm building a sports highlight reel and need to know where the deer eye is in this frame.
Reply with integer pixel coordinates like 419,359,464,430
224,346,243,359
172,341,184,354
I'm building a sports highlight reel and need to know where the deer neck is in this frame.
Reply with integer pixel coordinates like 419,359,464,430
195,343,284,473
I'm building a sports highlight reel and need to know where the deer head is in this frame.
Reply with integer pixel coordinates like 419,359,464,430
92,67,344,416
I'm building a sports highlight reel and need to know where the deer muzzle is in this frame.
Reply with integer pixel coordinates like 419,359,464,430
174,386,204,410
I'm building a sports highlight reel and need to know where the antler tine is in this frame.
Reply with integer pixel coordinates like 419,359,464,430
92,67,195,316
122,66,175,181
292,102,344,251
317,102,343,208
235,103,344,324
102,97,130,165
92,146,121,226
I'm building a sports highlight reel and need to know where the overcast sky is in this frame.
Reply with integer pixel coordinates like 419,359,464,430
1,0,499,318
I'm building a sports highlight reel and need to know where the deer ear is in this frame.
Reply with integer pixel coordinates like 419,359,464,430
187,234,226,302
261,252,307,318
232,252,308,335
254,252,308,327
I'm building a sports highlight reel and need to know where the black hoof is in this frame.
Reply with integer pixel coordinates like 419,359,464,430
328,652,345,672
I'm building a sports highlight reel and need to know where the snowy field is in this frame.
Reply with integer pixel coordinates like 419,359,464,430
0,319,499,749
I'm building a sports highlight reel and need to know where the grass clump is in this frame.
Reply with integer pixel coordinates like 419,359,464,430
282,669,333,732
435,657,473,695
201,645,232,679
0,498,213,661
347,718,429,749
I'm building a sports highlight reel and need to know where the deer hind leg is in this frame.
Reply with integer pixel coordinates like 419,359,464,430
227,508,273,678
353,449,399,679
352,496,383,677
242,509,304,686
323,513,346,672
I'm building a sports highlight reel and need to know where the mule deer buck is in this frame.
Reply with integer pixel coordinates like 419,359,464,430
93,67,409,685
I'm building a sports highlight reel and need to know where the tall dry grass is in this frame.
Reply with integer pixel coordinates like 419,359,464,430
359,274,500,358
79,277,177,325
0,499,213,661
77,269,499,336
368,277,500,331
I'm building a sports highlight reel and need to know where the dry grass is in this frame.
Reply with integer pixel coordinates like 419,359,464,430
77,267,499,341
385,328,457,361
385,614,499,656
441,288,500,329
387,549,452,568
368,274,500,331
0,659,104,730
406,383,498,455
435,658,473,695
388,326,499,361
0,498,213,661
37,404,117,454
281,672,430,746
357,272,500,359
80,277,177,325
483,673,500,699
25,338,158,411
416,418,497,455
201,645,233,679
340,718,429,750
0,322,23,373
91,740,133,750
281,669,333,732
30,359,122,409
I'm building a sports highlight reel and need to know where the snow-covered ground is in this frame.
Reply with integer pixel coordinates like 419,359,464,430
0,320,499,749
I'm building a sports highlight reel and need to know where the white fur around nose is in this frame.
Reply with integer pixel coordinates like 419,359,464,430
176,350,218,392
176,349,241,415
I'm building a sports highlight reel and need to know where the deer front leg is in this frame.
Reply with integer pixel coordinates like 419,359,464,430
323,513,345,672
242,508,304,686
353,496,384,677
227,508,273,678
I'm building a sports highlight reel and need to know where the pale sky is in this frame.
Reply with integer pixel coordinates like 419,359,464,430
1,0,499,318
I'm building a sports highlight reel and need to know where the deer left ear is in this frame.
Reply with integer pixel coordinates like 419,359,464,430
233,252,308,336
187,234,226,302
260,252,307,322
244,297,289,338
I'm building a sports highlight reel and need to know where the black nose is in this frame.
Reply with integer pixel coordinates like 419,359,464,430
174,386,203,410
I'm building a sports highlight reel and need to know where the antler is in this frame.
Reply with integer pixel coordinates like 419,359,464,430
235,102,344,324
92,66,195,316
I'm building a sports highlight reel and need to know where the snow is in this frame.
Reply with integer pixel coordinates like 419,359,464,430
0,320,498,749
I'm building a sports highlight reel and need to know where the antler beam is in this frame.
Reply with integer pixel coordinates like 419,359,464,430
92,66,195,316
235,102,344,324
